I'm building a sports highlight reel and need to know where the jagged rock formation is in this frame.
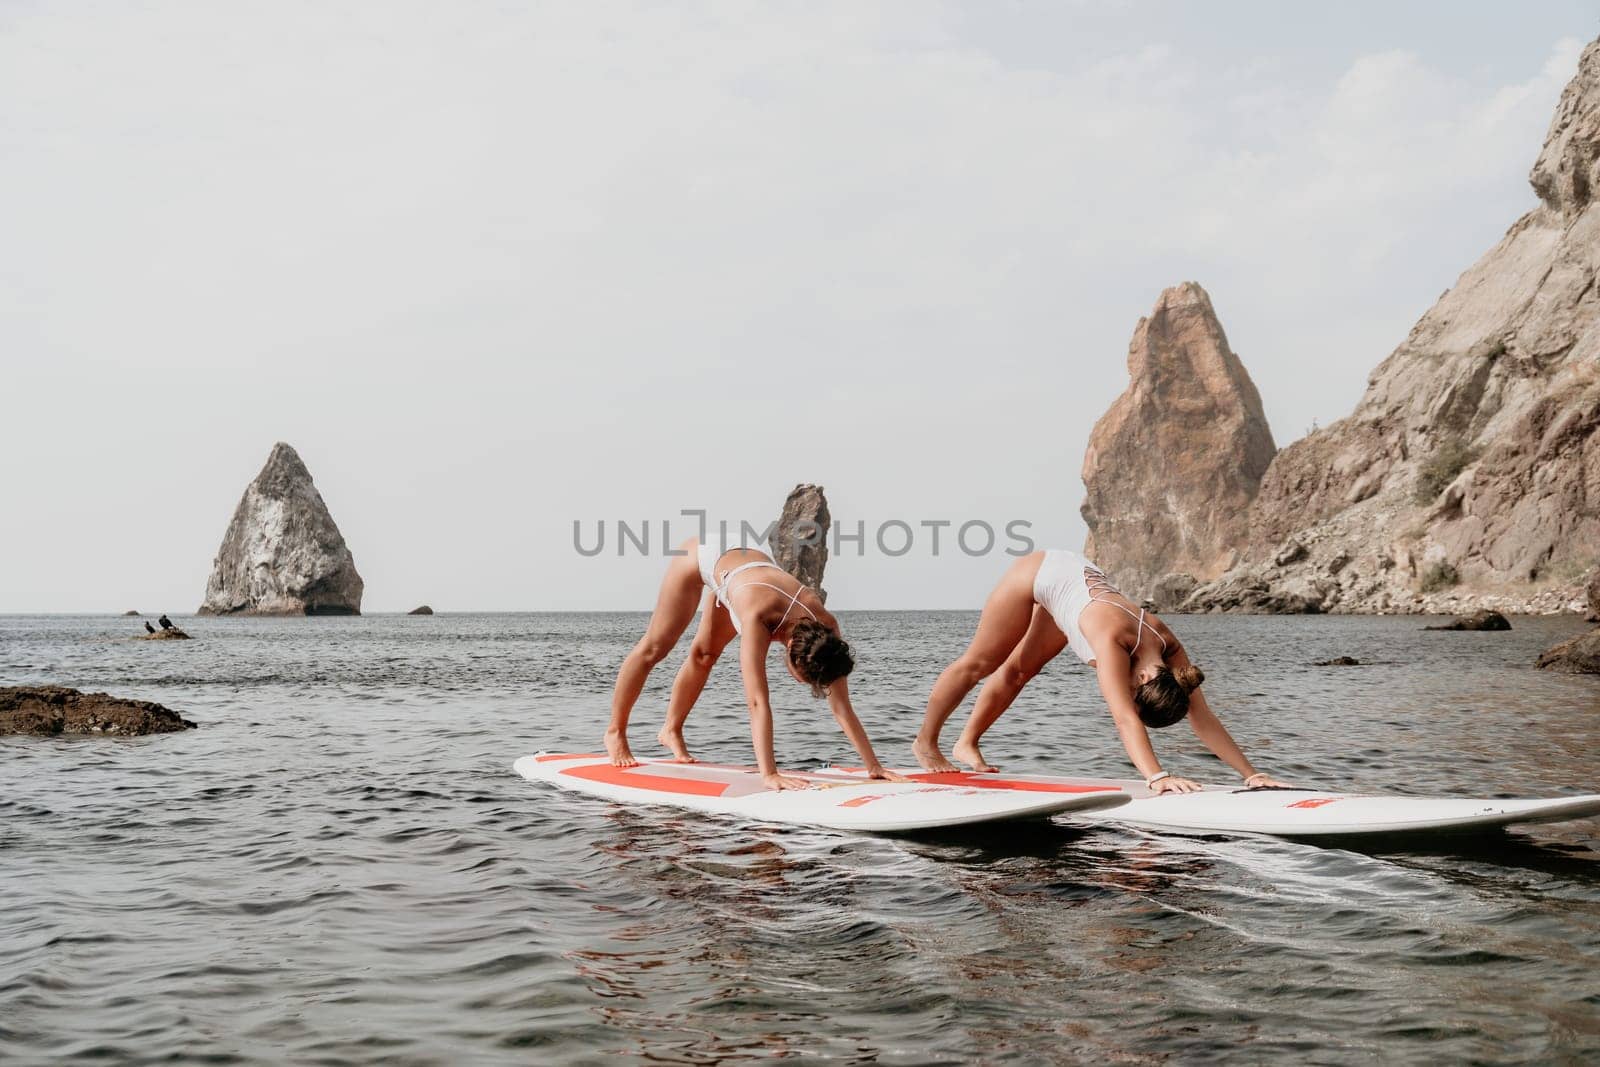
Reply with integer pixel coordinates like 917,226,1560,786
0,686,196,736
1185,40,1600,615
198,443,364,616
1081,283,1276,600
770,484,830,601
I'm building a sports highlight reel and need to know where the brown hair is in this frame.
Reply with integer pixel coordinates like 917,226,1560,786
1134,663,1204,728
788,619,854,697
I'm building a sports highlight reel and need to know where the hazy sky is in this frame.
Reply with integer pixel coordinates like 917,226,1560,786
3,1,1594,612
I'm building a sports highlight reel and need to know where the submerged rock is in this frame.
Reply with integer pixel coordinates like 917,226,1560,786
198,443,364,616
1314,656,1362,666
408,605,434,615
1081,283,1276,601
136,628,191,640
770,484,830,601
0,686,196,736
1424,610,1512,632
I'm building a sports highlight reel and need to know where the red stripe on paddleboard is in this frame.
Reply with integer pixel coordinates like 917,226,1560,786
535,752,595,762
836,768,1117,795
839,794,887,808
560,763,731,797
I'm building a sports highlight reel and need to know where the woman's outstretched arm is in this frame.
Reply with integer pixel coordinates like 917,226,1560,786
1093,649,1202,794
825,676,908,782
737,624,809,791
1166,646,1287,787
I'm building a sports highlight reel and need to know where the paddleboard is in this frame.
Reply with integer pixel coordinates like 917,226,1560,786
831,768,1600,838
514,753,1131,833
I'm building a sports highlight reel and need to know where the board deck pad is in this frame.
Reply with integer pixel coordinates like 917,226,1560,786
514,753,1130,833
831,767,1600,838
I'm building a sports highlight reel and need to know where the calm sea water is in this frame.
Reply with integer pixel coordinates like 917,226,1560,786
3,611,1599,1064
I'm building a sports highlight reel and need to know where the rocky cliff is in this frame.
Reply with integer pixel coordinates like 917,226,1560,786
1081,282,1276,601
1182,39,1600,615
770,484,831,601
198,443,364,616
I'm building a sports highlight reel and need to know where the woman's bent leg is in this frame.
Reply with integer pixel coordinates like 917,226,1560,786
658,598,738,762
605,540,705,766
953,605,1067,771
913,553,1043,772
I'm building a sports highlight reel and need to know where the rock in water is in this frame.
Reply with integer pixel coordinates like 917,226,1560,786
1081,283,1276,601
0,686,196,736
122,610,140,616
137,627,192,640
1423,610,1512,632
1187,39,1600,615
198,443,364,616
408,605,434,615
770,484,830,602
1537,629,1600,673
1538,569,1600,668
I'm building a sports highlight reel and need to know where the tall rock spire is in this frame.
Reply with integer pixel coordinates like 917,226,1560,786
1080,282,1276,599
198,443,364,616
770,484,831,602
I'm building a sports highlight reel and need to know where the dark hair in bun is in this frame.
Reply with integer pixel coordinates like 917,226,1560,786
1134,663,1205,729
787,619,854,697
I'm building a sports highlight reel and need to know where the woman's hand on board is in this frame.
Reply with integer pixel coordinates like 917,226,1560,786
867,765,911,783
1243,772,1289,789
1148,774,1201,795
763,772,811,792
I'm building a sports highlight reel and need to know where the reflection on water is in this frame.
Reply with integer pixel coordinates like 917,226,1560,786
1,611,1597,1063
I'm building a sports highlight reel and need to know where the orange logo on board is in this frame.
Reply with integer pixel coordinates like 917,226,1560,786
1287,797,1340,809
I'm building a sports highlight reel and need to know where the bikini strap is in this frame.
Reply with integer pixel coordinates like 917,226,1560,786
1086,568,1169,654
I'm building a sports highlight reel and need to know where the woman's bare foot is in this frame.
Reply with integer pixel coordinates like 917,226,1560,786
657,726,696,763
912,736,958,773
604,727,639,768
952,738,997,773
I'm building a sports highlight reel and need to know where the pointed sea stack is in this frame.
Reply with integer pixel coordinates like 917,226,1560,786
1080,282,1277,601
770,484,831,602
198,443,364,616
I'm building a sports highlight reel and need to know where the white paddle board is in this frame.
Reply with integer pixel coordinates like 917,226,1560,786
831,768,1600,838
514,753,1130,833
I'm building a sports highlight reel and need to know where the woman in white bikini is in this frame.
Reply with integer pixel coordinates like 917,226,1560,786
605,538,906,791
914,549,1287,795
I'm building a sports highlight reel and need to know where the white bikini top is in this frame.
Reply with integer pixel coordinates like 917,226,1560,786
712,559,818,635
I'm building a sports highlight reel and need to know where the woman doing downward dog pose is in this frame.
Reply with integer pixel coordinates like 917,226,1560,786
605,539,906,791
914,550,1286,795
